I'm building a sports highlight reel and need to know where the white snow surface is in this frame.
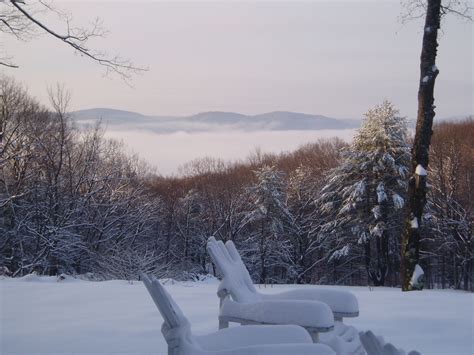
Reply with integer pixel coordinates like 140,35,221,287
415,164,427,176
410,265,425,289
1,276,472,355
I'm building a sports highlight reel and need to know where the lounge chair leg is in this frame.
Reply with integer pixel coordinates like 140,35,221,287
167,341,180,355
219,317,229,329
310,330,320,343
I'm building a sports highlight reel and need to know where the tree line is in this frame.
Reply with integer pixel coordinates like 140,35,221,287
0,76,471,290
0,76,161,279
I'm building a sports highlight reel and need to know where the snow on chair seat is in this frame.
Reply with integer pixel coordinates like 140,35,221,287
260,288,359,321
194,326,336,355
141,272,336,355
220,298,334,332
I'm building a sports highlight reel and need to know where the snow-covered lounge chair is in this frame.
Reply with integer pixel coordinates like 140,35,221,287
141,273,336,355
359,331,421,355
206,237,363,354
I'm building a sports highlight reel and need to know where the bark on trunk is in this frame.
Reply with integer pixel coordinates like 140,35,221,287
400,0,441,291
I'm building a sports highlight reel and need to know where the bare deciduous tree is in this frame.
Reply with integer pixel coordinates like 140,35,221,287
400,0,472,291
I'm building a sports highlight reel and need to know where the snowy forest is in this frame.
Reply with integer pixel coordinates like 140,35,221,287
0,75,472,291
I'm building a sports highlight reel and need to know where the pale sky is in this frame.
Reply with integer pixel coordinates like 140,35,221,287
1,0,472,119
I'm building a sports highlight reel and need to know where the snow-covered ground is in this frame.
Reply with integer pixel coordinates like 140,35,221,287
1,276,472,355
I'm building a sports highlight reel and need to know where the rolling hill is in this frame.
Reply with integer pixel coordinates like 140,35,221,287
72,108,360,133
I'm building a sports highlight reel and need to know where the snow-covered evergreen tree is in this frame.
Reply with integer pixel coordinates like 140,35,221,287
287,165,324,283
244,165,294,283
317,101,410,286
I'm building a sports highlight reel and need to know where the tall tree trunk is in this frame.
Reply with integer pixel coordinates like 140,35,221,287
364,241,372,285
401,0,441,291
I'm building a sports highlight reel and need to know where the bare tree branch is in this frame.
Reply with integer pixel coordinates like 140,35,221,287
440,2,473,20
1,0,147,81
400,0,473,23
0,59,18,68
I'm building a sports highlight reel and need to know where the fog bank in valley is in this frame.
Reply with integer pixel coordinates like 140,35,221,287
104,129,356,176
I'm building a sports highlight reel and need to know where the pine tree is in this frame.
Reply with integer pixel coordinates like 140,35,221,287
244,165,294,283
317,101,410,286
287,165,323,283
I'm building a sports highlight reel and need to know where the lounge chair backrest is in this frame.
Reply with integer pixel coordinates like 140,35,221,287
141,273,193,345
207,237,261,303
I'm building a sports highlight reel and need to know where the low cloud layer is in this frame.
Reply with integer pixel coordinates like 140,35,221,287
104,129,356,176
74,109,359,133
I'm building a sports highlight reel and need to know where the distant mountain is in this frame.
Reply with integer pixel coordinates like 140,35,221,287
71,108,361,133
72,108,174,125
